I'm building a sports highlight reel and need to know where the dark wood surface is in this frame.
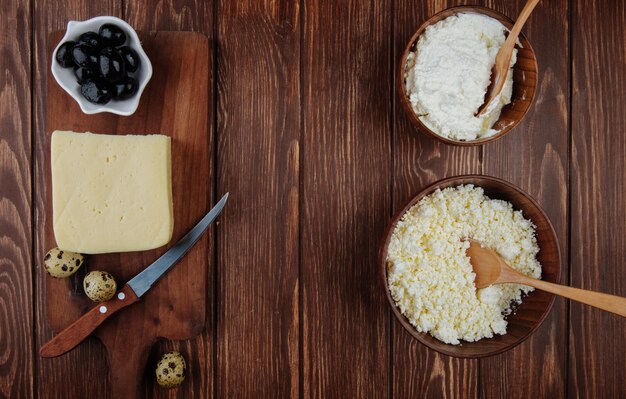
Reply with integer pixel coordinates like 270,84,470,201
1,0,625,397
44,30,210,398
570,1,626,397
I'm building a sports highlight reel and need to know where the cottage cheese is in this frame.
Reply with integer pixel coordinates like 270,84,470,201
386,185,541,345
404,13,518,141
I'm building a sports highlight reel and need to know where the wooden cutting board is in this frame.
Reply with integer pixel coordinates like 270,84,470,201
45,31,210,398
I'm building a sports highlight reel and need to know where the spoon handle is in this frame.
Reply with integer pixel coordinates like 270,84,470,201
505,0,540,49
476,0,540,116
518,276,626,317
495,0,540,71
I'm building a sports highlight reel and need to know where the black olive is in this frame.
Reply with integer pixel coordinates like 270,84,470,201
74,66,97,84
112,76,138,100
78,31,101,48
98,47,126,83
72,44,98,68
99,24,127,47
117,46,140,73
55,41,76,68
80,80,111,104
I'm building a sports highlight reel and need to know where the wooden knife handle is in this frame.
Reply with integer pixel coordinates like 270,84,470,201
40,284,139,358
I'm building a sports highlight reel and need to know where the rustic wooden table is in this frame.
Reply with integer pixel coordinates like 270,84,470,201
1,0,625,397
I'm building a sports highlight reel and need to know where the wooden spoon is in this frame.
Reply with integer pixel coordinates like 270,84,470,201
466,240,626,317
476,0,540,116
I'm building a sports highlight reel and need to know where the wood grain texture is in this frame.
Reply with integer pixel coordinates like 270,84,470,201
301,0,391,397
216,0,300,397
4,0,624,397
123,1,216,397
0,0,34,398
480,0,570,398
570,0,626,397
392,1,480,397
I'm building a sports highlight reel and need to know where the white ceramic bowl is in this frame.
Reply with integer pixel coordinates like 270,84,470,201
51,16,152,116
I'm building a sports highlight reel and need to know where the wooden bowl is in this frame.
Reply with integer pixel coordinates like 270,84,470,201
397,6,538,146
379,175,560,358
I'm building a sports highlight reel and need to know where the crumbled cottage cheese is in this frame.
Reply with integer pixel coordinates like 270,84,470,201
386,185,541,345
404,13,518,141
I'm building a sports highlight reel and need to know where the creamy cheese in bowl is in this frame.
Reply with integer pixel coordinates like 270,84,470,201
404,12,518,141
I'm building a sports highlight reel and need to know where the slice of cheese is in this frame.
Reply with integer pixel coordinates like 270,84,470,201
51,131,173,254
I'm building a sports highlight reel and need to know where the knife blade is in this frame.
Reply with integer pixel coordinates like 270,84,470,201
128,192,228,298
40,193,229,358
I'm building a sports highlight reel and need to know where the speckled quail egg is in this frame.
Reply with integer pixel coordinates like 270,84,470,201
83,271,117,302
43,247,84,278
156,351,186,388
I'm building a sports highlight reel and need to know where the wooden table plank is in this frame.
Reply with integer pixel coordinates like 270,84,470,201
0,0,34,397
216,0,300,397
33,1,121,398
570,1,626,396
123,1,216,397
480,0,570,398
391,1,480,397
301,1,391,397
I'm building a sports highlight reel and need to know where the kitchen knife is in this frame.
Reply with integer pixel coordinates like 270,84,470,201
40,193,229,358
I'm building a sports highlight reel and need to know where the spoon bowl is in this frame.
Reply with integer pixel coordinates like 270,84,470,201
380,175,561,357
466,239,509,288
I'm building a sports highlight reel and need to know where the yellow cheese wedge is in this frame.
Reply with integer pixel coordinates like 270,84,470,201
51,131,173,254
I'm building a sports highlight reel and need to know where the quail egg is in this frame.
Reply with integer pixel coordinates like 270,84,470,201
43,247,84,278
83,271,117,302
156,351,187,388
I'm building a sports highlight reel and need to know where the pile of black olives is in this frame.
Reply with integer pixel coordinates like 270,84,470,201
56,23,141,104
